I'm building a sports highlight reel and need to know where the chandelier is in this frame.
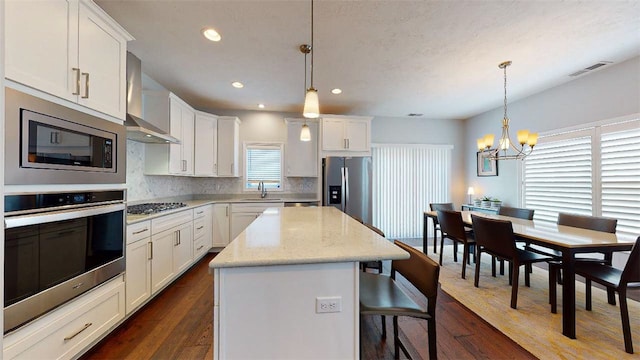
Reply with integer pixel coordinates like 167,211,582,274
302,0,319,119
476,61,537,160
299,44,312,141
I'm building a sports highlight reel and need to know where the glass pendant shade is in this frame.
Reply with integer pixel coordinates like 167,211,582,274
300,123,311,142
303,88,319,118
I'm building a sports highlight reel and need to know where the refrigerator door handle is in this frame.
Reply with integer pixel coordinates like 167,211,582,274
341,166,347,212
344,166,350,213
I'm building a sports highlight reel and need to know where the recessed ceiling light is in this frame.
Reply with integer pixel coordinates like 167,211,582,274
258,104,265,109
232,82,244,88
331,88,342,94
202,28,221,42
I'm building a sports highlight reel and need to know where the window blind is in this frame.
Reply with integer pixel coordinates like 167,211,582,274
245,145,282,189
372,145,452,239
600,124,640,237
523,132,592,223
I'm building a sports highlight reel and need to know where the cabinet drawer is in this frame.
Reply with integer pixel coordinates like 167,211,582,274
193,204,212,220
152,209,193,235
4,277,125,360
194,217,208,239
231,202,284,214
193,236,208,260
127,220,151,244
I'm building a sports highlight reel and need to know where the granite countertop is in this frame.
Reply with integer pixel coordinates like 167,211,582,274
209,206,409,269
126,194,319,224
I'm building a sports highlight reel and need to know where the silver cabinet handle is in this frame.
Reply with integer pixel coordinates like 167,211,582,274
72,68,81,95
197,225,204,230
347,138,350,149
81,72,89,98
148,242,153,260
197,245,204,251
174,231,179,246
196,210,204,215
133,228,149,235
214,163,217,173
182,160,187,172
64,323,92,342
225,206,229,217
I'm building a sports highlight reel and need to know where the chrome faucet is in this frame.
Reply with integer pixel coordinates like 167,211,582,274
258,181,267,198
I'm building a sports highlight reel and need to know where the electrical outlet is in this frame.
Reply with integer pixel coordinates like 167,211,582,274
316,296,342,313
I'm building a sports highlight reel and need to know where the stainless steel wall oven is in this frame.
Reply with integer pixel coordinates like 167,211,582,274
4,190,126,333
4,87,126,185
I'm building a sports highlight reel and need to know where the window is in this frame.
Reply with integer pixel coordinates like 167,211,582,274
244,143,283,191
522,118,640,237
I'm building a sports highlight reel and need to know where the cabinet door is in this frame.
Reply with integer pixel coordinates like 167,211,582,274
5,0,78,102
173,223,193,274
168,98,183,174
322,118,346,151
217,117,239,177
286,121,318,177
194,113,218,176
151,230,175,294
77,1,127,119
181,106,195,175
230,213,259,240
344,119,369,151
125,240,151,314
213,204,230,247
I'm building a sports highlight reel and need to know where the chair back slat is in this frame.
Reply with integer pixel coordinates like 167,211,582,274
557,212,617,233
621,236,640,284
392,240,440,301
498,206,534,220
436,210,468,242
430,203,454,224
471,214,517,259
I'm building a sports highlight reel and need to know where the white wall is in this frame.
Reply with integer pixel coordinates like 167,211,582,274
372,117,467,207
464,56,640,206
1,0,6,344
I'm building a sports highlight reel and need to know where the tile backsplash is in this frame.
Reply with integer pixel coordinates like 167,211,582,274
126,140,317,202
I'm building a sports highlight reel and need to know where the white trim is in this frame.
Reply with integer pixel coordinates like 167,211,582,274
538,113,639,138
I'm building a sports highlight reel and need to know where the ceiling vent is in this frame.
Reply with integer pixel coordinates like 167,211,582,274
569,61,612,77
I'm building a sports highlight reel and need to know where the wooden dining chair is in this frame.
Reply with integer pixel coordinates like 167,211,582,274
429,203,454,254
436,210,476,279
361,223,385,273
360,240,440,359
573,236,640,354
549,212,618,312
471,214,553,309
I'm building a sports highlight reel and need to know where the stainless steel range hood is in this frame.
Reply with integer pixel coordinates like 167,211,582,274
125,52,180,144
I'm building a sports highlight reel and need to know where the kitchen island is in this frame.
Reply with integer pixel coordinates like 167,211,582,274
209,206,408,359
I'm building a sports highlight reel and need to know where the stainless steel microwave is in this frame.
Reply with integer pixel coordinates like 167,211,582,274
5,88,126,185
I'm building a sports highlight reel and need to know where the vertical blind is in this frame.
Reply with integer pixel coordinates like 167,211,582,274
523,119,640,237
372,145,452,239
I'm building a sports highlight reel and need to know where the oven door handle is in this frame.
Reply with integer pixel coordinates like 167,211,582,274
5,203,125,229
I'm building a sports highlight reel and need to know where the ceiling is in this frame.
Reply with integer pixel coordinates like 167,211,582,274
96,1,640,119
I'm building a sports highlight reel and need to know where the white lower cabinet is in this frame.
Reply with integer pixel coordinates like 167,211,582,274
193,205,213,259
3,276,125,360
125,221,151,314
230,202,284,239
150,210,194,294
212,203,230,247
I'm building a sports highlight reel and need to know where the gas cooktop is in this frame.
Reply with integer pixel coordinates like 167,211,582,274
127,202,187,215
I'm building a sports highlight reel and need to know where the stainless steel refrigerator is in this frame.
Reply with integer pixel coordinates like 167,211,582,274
322,157,372,224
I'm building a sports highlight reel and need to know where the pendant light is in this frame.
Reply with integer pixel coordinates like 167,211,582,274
477,61,538,160
299,44,312,141
302,0,319,118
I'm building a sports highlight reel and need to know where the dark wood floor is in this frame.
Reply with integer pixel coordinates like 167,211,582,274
82,252,536,360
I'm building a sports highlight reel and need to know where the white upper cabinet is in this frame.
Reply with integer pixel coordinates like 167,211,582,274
321,116,372,155
144,92,195,176
194,111,218,177
4,0,132,120
217,116,241,177
285,119,318,177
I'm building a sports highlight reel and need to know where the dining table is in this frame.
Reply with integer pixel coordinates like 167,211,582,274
423,210,636,339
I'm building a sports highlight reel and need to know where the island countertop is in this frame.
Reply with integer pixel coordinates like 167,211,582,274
209,206,408,269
